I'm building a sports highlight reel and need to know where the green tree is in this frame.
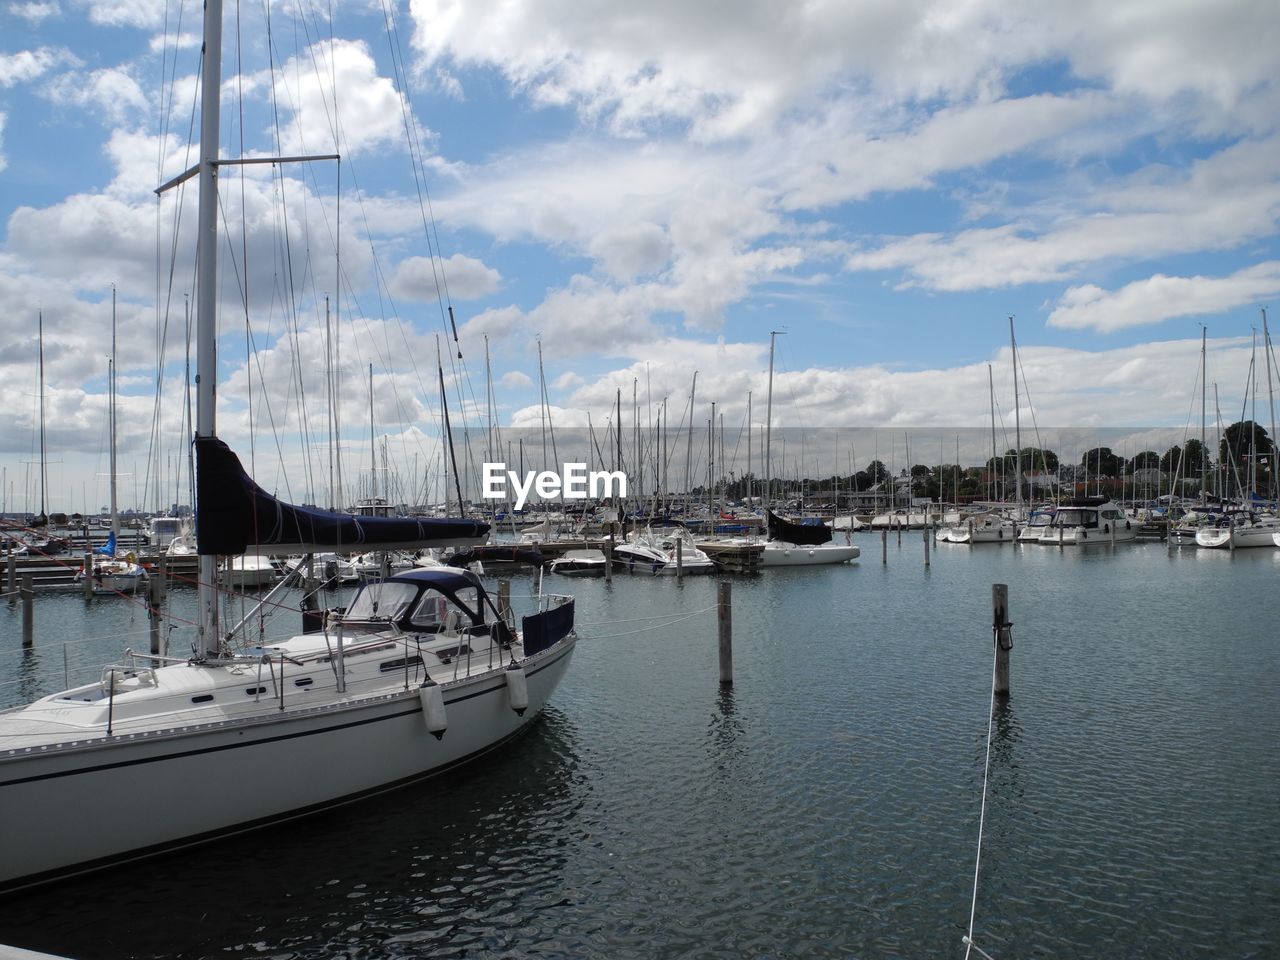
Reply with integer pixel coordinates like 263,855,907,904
1081,447,1123,477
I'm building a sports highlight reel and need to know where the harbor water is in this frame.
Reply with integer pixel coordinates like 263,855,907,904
0,539,1276,958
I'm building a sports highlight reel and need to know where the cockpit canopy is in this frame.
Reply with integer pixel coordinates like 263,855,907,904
342,569,491,635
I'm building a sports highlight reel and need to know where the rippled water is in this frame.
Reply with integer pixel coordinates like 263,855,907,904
1,540,1277,958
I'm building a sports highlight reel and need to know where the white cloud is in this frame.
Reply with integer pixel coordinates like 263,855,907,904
388,253,500,302
0,46,78,86
846,135,1280,291
500,370,533,389
77,0,168,29
8,2,60,24
43,66,148,124
241,39,418,158
0,112,6,173
1048,262,1280,333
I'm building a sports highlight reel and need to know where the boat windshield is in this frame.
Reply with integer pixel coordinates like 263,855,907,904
1056,508,1096,526
345,581,419,621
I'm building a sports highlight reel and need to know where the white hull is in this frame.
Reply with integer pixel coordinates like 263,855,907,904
1036,523,1138,545
760,541,860,565
1196,521,1280,549
75,560,148,595
0,639,573,892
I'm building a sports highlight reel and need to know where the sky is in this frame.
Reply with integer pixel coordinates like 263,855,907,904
2,0,1280,512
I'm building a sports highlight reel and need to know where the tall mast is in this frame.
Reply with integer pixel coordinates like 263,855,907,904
1009,316,1021,512
194,0,225,656
1263,309,1277,505
110,286,119,540
764,331,782,509
987,364,996,502
1201,326,1207,504
368,363,376,502
37,312,47,518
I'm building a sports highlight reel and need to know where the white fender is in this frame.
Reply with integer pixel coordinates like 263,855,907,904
505,663,529,715
418,680,447,740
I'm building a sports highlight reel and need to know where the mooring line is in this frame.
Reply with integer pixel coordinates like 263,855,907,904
964,631,1000,960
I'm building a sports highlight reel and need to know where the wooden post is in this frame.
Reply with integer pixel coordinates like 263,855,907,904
896,521,902,546
992,583,1011,696
923,521,930,567
604,537,613,582
676,537,684,580
881,528,888,564
21,574,34,648
82,550,94,600
497,579,511,626
717,580,732,685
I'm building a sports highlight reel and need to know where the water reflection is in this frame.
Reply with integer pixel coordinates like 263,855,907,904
707,685,745,777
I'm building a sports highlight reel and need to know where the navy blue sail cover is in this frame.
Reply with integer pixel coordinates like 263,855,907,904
766,509,833,545
196,437,489,555
521,600,575,656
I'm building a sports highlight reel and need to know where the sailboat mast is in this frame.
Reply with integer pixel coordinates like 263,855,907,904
764,334,775,508
987,364,996,502
110,287,119,540
37,312,47,518
1201,326,1207,504
1263,309,1277,505
1009,316,1021,513
194,0,225,656
368,363,376,503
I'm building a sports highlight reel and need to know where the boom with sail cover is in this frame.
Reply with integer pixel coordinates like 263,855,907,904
766,509,833,545
195,437,489,555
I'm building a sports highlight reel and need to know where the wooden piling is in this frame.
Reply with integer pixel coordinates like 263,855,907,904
148,565,165,656
21,574,33,648
923,521,930,567
717,580,732,685
676,537,684,580
604,538,613,583
82,550,94,600
497,579,511,626
992,583,1011,696
881,528,888,564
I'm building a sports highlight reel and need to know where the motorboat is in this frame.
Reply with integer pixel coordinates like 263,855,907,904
221,553,280,589
549,548,609,575
1035,497,1136,545
936,512,1017,544
1195,511,1280,549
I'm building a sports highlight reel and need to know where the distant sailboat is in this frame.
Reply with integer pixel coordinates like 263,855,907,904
75,289,148,596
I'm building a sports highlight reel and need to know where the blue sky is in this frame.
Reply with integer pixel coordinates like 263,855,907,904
2,0,1280,511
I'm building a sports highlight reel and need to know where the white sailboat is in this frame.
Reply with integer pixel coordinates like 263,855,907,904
74,288,148,596
751,332,859,566
0,0,576,894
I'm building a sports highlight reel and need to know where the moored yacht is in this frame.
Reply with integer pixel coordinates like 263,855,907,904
1195,510,1280,549
1035,497,1136,544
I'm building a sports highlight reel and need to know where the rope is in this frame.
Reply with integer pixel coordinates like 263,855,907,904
578,606,716,627
585,608,715,639
964,629,1000,959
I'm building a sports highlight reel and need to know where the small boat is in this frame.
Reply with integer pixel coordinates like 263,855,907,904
74,532,149,595
611,529,717,575
760,510,860,566
1035,497,1136,545
1195,511,1280,549
549,548,609,575
221,553,279,589
937,512,1017,544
